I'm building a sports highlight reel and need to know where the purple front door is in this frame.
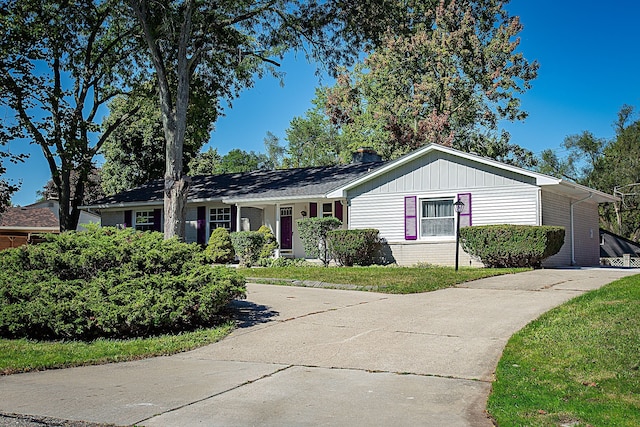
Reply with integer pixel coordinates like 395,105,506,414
280,208,293,250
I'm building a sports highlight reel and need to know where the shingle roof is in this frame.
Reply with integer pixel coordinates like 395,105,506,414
89,162,385,207
0,207,59,229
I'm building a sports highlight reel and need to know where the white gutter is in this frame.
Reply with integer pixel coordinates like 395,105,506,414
570,193,594,265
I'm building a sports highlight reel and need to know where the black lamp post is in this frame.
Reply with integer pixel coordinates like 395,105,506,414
453,199,465,271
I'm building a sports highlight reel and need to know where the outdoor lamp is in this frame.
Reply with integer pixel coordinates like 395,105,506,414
453,199,465,271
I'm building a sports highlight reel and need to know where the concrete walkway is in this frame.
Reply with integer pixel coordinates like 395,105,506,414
0,268,636,426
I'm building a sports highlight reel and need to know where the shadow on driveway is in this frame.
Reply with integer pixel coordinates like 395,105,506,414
229,299,279,329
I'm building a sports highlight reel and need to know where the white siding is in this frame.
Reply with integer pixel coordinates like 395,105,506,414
346,150,544,266
541,189,600,267
349,185,539,243
185,206,198,243
100,210,123,227
350,152,536,197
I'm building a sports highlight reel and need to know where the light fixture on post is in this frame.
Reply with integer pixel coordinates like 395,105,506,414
453,199,465,271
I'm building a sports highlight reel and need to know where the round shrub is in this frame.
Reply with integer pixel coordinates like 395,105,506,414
328,229,382,266
0,226,246,340
205,227,236,264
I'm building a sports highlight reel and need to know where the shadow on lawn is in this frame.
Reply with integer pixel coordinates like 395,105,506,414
229,299,280,328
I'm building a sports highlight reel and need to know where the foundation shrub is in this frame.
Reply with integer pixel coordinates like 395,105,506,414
328,229,382,266
297,217,342,267
0,226,246,340
205,227,235,264
230,231,264,267
460,224,565,268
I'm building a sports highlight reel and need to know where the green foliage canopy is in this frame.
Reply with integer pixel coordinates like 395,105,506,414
0,226,246,340
297,217,342,267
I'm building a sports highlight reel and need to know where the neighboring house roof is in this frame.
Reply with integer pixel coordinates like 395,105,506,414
86,162,385,209
600,228,640,257
0,206,59,232
326,144,618,203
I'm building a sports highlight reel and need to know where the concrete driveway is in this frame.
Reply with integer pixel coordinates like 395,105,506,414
0,268,636,426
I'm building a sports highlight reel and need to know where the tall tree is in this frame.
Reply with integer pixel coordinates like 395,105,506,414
538,105,640,240
217,149,268,174
263,131,285,170
38,168,105,205
0,0,139,231
324,0,538,163
101,82,215,195
125,0,404,240
187,147,222,176
284,103,345,168
0,151,23,214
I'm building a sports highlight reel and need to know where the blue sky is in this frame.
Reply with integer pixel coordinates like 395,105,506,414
5,0,640,206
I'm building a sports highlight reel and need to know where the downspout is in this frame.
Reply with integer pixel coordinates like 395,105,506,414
570,193,593,265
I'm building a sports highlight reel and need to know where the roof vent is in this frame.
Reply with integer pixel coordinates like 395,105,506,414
351,147,382,163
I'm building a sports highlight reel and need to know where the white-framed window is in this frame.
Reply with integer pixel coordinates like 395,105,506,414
322,202,333,218
135,210,155,231
210,207,231,231
420,198,454,237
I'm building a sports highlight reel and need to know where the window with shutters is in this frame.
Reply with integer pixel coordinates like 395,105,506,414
134,210,155,231
420,198,455,237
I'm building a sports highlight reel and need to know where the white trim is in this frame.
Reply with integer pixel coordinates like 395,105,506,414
0,226,59,232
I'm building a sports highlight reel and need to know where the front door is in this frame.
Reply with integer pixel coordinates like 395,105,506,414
280,207,293,250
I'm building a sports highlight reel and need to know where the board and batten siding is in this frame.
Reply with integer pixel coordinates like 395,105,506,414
349,151,537,198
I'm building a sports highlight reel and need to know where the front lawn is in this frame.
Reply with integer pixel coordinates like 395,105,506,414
0,323,233,375
487,274,640,426
242,265,526,294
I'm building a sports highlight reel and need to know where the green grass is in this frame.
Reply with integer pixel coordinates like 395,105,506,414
0,322,234,375
241,265,527,294
487,274,640,426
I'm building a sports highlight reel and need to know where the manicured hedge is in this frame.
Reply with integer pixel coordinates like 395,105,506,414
0,226,246,340
297,217,342,267
327,229,382,266
460,225,565,268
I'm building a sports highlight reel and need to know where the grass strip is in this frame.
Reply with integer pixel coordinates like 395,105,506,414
487,274,640,426
0,322,234,375
241,265,526,294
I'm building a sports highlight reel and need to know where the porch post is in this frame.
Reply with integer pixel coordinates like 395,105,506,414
236,204,242,232
275,203,281,258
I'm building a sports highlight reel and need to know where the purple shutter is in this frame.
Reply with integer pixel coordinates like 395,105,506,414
457,193,472,227
309,202,317,218
334,200,343,221
197,206,206,244
404,196,417,240
124,210,132,228
230,205,237,232
153,209,162,232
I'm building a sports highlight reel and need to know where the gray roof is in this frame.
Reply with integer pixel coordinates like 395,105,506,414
89,162,384,207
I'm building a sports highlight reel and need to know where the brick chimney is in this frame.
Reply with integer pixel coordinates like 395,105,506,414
351,147,382,163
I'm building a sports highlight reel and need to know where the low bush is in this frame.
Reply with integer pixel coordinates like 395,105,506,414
230,231,264,267
328,229,382,266
297,217,342,267
205,227,236,264
0,226,246,341
460,224,565,268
